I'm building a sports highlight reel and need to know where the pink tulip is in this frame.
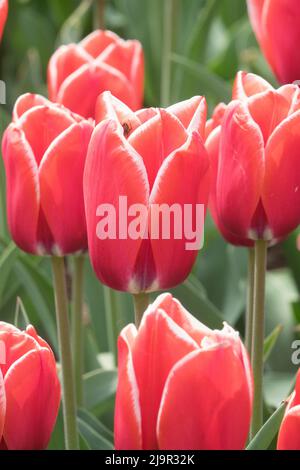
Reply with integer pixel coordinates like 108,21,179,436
115,293,253,450
277,370,300,450
2,93,93,255
247,0,300,84
206,71,300,246
48,30,144,118
0,322,60,450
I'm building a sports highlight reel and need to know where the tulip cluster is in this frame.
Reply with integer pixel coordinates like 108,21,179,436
1,0,300,450
0,322,60,450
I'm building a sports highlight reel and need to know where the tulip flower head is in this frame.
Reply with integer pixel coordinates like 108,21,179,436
0,0,8,42
84,92,210,293
48,30,144,119
277,369,300,450
2,93,94,255
115,293,253,450
247,0,300,84
0,322,60,450
206,71,300,246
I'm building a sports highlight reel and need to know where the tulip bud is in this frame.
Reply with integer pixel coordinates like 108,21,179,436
247,0,300,84
2,93,94,255
48,30,144,119
84,92,210,293
0,322,60,450
115,293,253,450
206,71,300,246
277,370,300,450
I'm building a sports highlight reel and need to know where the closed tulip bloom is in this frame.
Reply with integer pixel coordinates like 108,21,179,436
115,293,253,450
2,93,93,255
277,370,300,450
0,0,7,41
206,71,300,247
84,92,210,293
247,0,300,84
48,30,144,119
0,322,60,450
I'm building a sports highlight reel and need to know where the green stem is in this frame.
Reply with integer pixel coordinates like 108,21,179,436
72,255,85,407
51,257,79,450
245,248,255,358
133,293,150,328
250,240,268,439
104,286,119,364
161,0,173,107
94,0,105,29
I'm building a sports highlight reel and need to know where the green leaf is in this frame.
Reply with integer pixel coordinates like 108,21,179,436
14,297,30,329
57,0,93,44
78,408,113,443
0,242,18,304
77,417,114,450
172,273,223,330
246,402,286,450
264,324,283,363
171,53,231,103
83,369,117,413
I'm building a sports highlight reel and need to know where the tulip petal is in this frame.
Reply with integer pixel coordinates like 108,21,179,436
0,324,39,376
3,348,60,450
0,370,5,441
0,0,8,41
262,0,300,84
217,101,264,240
149,132,210,289
80,30,119,58
262,111,300,238
206,126,253,246
95,91,140,133
114,324,142,450
1,125,40,253
39,121,93,254
233,71,273,100
277,405,300,450
97,40,144,110
167,96,207,138
13,94,50,122
57,62,137,119
248,90,291,143
18,105,75,165
132,307,199,449
151,293,212,345
128,109,187,191
84,119,149,291
157,345,252,450
47,44,90,100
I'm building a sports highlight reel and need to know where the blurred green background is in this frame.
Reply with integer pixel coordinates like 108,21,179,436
0,0,299,450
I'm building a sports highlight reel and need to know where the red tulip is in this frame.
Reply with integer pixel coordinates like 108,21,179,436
0,0,8,41
84,92,210,293
0,322,60,450
247,0,300,84
2,93,93,255
115,293,253,450
277,370,300,450
48,30,144,119
206,71,300,246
